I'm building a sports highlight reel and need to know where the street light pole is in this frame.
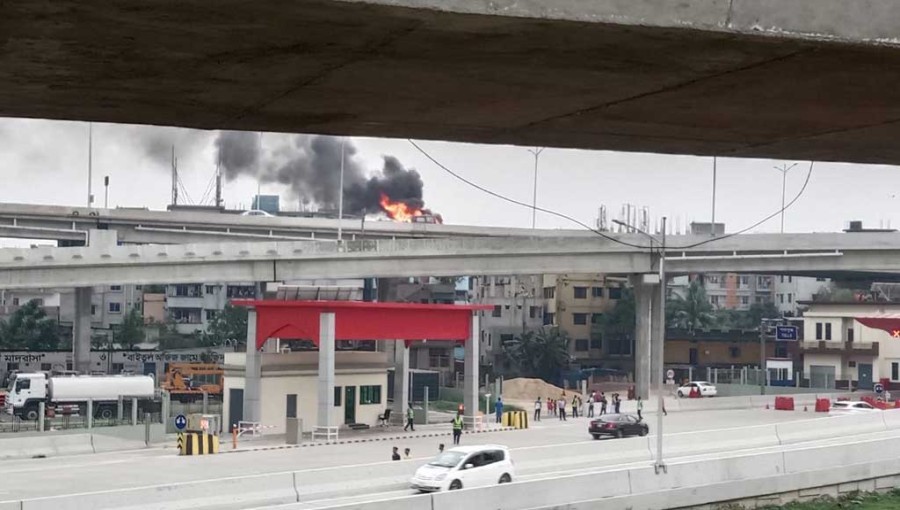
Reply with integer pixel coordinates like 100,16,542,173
338,137,346,244
774,163,798,233
527,148,544,229
654,216,667,474
612,217,667,473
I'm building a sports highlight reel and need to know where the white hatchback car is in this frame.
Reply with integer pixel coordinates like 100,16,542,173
410,445,515,492
676,381,718,398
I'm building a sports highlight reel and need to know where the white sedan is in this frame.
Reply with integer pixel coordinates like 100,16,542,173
676,381,718,398
410,445,515,492
830,401,879,415
241,209,274,217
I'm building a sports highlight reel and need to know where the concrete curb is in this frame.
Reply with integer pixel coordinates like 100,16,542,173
223,426,519,454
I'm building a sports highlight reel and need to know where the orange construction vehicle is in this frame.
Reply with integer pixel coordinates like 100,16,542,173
162,363,223,402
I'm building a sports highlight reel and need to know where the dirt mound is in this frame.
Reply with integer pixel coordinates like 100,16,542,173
502,378,567,401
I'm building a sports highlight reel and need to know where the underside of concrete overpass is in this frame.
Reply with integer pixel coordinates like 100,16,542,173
4,1,900,163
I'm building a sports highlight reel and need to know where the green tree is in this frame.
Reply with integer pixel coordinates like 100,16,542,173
596,288,635,340
668,280,715,332
203,304,248,348
0,300,60,350
114,307,145,350
504,327,571,382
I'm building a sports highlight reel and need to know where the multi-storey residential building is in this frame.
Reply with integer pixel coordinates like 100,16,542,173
470,275,543,372
774,275,830,316
541,274,628,370
59,285,144,341
702,273,775,310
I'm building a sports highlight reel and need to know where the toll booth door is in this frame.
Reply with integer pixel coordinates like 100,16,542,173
228,388,244,432
344,386,356,424
858,364,873,390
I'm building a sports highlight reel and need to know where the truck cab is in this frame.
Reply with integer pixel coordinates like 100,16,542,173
7,373,47,420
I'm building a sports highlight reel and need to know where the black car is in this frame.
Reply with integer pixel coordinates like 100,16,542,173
589,414,649,439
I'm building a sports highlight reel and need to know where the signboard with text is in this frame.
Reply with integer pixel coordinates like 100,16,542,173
775,325,798,341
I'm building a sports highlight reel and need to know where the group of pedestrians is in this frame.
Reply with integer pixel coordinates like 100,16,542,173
533,391,628,422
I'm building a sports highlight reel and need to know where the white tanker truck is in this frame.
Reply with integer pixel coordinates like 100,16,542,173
6,372,156,421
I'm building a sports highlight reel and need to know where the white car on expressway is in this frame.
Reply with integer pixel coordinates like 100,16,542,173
830,401,879,415
241,209,274,217
676,381,718,398
410,445,515,492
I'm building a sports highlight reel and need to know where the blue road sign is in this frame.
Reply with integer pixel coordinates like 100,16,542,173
174,414,187,430
875,383,885,394
775,325,798,341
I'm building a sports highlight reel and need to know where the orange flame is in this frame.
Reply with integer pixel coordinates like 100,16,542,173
379,193,424,222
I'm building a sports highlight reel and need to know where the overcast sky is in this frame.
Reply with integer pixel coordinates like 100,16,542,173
0,117,898,246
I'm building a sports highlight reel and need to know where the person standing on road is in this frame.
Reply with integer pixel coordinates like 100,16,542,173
534,397,542,422
548,396,555,417
599,393,607,416
495,397,504,424
614,393,622,414
587,393,595,418
452,412,464,445
571,395,580,419
557,396,567,421
637,396,644,421
404,403,415,432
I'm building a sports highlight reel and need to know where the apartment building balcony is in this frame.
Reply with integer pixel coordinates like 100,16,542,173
799,341,879,357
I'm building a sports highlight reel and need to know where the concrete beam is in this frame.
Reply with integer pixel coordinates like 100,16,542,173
4,2,900,163
0,232,893,288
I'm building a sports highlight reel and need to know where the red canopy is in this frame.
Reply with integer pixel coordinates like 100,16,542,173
232,300,493,350
856,315,900,337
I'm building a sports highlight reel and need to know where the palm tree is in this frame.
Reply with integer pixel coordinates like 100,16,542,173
504,327,571,383
669,280,715,332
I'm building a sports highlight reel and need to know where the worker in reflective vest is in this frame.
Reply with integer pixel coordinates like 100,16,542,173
452,412,464,445
404,403,415,432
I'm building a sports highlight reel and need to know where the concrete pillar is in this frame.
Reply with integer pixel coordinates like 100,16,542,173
243,309,262,423
650,283,662,388
73,287,93,374
631,276,652,399
317,312,336,430
392,341,410,422
464,314,480,426
131,398,138,426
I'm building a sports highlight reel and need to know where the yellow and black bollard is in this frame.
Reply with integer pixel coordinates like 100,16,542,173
177,431,220,455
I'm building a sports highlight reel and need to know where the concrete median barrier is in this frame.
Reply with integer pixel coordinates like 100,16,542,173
783,436,900,474
310,495,432,510
430,467,631,510
880,409,900,430
663,424,779,456
628,451,784,495
21,471,298,510
776,413,886,445
0,433,94,460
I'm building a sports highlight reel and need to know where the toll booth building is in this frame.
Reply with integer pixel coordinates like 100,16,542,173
223,350,390,434
224,300,489,436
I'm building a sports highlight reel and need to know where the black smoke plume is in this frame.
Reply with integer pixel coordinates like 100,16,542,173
214,131,437,218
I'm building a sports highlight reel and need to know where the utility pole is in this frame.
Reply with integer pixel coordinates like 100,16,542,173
214,159,222,208
338,137,346,243
654,216,667,474
711,157,717,236
87,123,93,207
527,148,545,229
773,163,798,233
171,146,178,207
104,176,109,209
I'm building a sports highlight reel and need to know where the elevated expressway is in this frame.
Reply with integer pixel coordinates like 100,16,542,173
0,203,575,245
1,229,898,289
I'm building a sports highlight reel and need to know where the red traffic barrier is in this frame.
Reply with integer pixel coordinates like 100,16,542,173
815,398,830,412
774,396,795,411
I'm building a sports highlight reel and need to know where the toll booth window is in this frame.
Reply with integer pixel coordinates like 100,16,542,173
360,385,381,405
